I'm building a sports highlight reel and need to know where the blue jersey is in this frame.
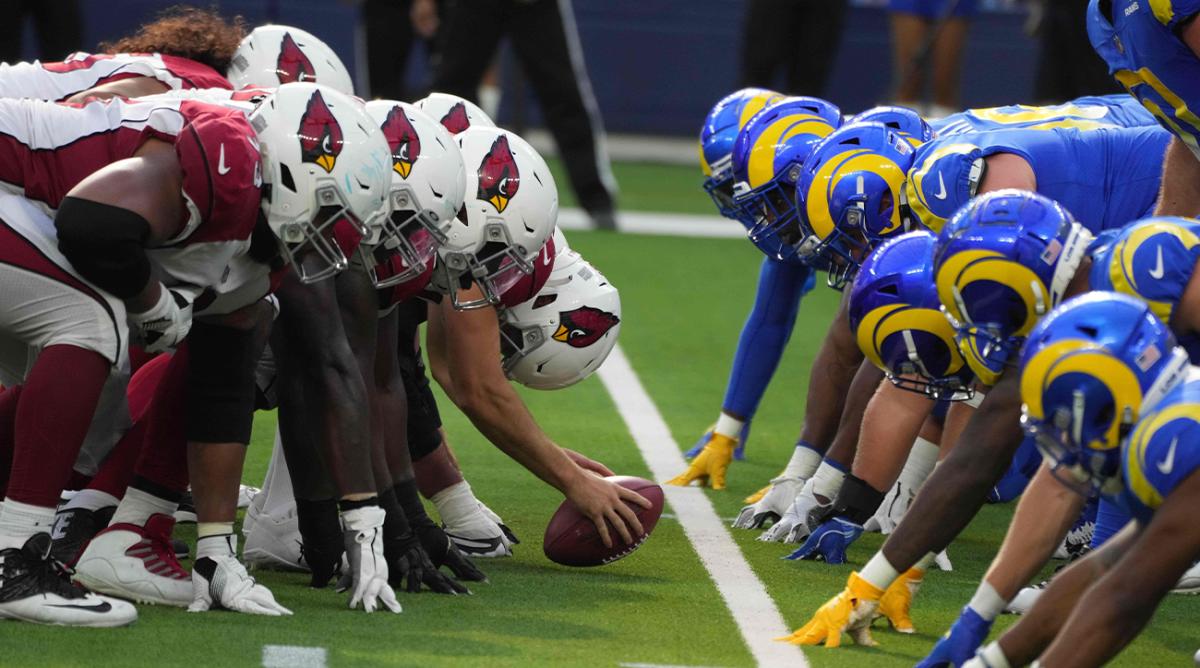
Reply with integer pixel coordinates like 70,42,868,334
1089,0,1200,159
904,125,1169,233
1090,217,1200,360
933,94,1159,136
1117,368,1200,523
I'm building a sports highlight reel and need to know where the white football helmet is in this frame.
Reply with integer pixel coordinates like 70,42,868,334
500,246,621,390
437,126,558,309
250,83,391,283
363,100,466,289
228,25,354,94
414,93,495,135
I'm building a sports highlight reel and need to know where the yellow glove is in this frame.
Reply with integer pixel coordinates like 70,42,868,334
666,432,736,489
877,566,923,634
776,571,884,648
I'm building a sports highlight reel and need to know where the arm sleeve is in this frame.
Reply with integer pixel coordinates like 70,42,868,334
721,258,815,418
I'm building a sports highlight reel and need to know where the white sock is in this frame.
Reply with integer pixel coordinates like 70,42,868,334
898,437,939,493
713,413,744,439
196,530,237,561
811,460,847,503
430,481,480,525
0,499,56,549
61,489,120,513
783,444,824,480
916,551,938,571
111,487,178,526
968,580,1007,622
860,551,901,590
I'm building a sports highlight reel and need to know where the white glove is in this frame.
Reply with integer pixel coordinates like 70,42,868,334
864,479,916,534
189,554,292,616
759,478,829,543
128,286,192,353
733,476,803,529
336,506,402,613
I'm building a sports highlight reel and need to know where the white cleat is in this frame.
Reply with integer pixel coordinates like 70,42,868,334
242,501,307,572
237,485,260,510
0,533,137,627
1005,581,1047,615
73,514,192,607
759,479,829,543
1173,561,1200,595
933,549,953,572
733,476,803,530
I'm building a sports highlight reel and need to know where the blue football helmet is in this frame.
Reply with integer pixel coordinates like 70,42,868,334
699,88,784,220
732,96,842,263
849,230,974,401
1019,292,1190,496
933,189,1092,386
794,121,917,290
847,105,934,146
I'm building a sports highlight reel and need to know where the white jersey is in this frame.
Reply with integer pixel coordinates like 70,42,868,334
0,52,232,102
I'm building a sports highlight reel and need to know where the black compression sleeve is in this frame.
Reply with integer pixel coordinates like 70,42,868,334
55,196,152,299
186,322,258,444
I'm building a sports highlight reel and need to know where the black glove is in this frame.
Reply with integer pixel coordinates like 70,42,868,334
416,523,487,582
296,498,344,588
388,531,471,595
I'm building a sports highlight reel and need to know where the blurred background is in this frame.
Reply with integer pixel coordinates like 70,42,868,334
7,0,1117,224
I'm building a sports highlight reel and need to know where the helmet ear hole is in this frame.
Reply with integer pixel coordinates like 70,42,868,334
279,164,297,193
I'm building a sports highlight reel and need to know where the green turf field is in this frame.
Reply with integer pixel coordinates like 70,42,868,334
6,162,1197,667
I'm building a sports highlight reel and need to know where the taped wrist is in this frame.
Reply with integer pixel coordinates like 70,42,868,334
55,196,151,299
832,474,886,525
186,322,257,444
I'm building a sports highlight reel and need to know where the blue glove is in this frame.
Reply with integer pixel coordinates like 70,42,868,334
915,606,993,668
784,517,863,565
686,422,751,460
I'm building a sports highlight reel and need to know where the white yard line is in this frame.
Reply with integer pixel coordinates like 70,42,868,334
619,663,732,668
262,645,327,668
598,346,807,668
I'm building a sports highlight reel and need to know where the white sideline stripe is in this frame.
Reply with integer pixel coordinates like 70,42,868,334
262,645,327,668
598,346,806,668
556,207,746,239
619,663,731,668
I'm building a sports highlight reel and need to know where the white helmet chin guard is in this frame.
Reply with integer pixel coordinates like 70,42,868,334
228,25,354,95
362,100,466,289
500,246,621,390
414,92,496,135
436,126,558,310
250,83,391,283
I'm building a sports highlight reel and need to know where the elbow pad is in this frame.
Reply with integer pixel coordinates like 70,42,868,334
55,196,151,299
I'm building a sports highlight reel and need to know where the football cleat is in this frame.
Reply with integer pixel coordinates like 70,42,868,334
863,479,915,534
933,549,953,572
477,501,520,545
242,502,306,572
759,478,830,543
733,476,803,529
0,533,137,627
1004,580,1045,615
49,505,115,566
73,514,192,607
1053,519,1095,560
1172,561,1200,595
785,517,864,564
237,485,260,510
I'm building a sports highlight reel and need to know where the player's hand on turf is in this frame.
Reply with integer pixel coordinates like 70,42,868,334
776,572,883,648
565,473,650,549
389,531,470,595
759,480,829,543
685,422,750,460
337,506,402,613
666,433,736,489
785,517,864,564
416,524,487,582
733,476,803,529
562,448,615,476
129,286,192,354
189,555,292,616
877,566,923,633
916,605,992,667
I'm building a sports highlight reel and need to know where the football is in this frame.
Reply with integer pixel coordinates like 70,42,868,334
543,475,665,567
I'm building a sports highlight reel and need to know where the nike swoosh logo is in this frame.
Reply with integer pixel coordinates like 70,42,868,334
49,601,112,613
1149,245,1165,280
933,172,948,200
1157,436,1178,475
218,144,231,175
